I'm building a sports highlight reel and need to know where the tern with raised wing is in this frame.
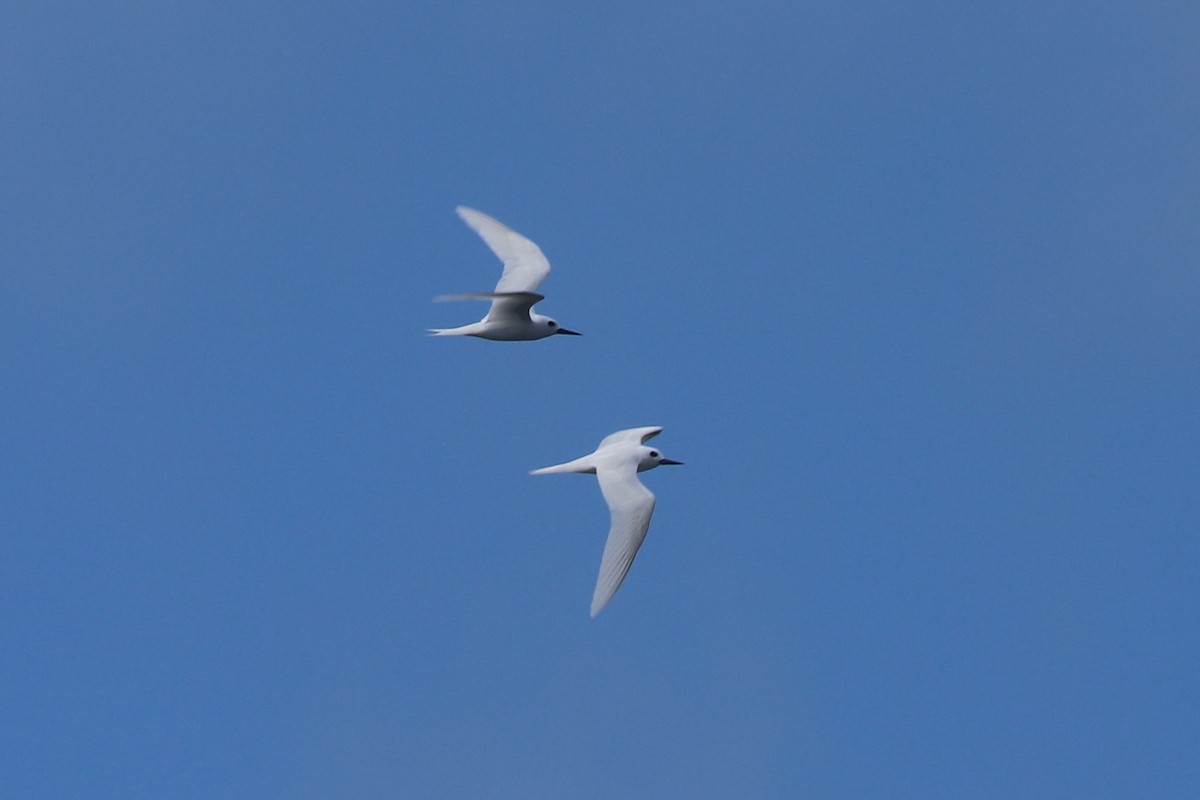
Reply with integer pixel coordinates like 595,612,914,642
531,426,682,617
430,206,581,340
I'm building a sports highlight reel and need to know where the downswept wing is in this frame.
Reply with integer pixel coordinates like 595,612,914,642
591,457,657,617
455,206,551,294
435,290,545,324
484,291,544,324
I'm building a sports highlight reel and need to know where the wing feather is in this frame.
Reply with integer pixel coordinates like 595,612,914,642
597,426,662,450
591,459,656,617
455,206,551,293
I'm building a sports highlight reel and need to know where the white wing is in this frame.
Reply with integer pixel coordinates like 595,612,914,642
597,426,662,450
455,206,551,293
436,290,545,323
485,292,543,324
591,457,656,617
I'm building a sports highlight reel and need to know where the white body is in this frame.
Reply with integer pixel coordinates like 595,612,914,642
531,426,682,617
431,207,580,341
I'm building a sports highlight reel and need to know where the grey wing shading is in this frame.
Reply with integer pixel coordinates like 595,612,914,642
455,206,551,294
436,291,546,323
597,426,663,450
484,291,544,323
591,459,657,617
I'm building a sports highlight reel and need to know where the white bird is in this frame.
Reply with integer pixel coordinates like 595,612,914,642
531,426,682,617
430,206,581,340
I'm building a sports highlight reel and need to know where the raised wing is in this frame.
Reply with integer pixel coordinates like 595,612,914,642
591,458,657,617
455,206,551,294
597,426,663,450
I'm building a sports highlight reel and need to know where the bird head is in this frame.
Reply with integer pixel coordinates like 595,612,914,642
637,446,683,472
532,313,581,336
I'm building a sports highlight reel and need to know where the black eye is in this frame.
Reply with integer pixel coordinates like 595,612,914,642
548,321,557,327
650,451,659,458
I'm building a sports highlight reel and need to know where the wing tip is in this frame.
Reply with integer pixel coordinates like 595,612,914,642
455,205,495,228
590,580,619,618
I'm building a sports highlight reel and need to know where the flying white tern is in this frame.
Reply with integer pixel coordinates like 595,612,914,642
531,426,682,616
430,206,581,340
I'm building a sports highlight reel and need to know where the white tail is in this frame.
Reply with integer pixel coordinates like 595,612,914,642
530,456,596,475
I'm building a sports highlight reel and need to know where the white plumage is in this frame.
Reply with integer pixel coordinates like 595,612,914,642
531,427,682,617
430,207,580,341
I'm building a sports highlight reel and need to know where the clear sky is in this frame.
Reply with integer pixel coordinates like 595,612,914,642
3,3,1198,797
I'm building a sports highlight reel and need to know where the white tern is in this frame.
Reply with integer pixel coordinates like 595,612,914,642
430,206,581,340
531,426,682,617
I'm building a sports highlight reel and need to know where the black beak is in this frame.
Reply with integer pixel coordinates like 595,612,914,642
556,328,582,336
659,458,684,465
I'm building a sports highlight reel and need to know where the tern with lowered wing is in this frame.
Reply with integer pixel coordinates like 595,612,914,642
531,426,682,617
430,206,581,340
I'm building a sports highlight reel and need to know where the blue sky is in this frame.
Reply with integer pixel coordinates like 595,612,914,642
3,2,1198,797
